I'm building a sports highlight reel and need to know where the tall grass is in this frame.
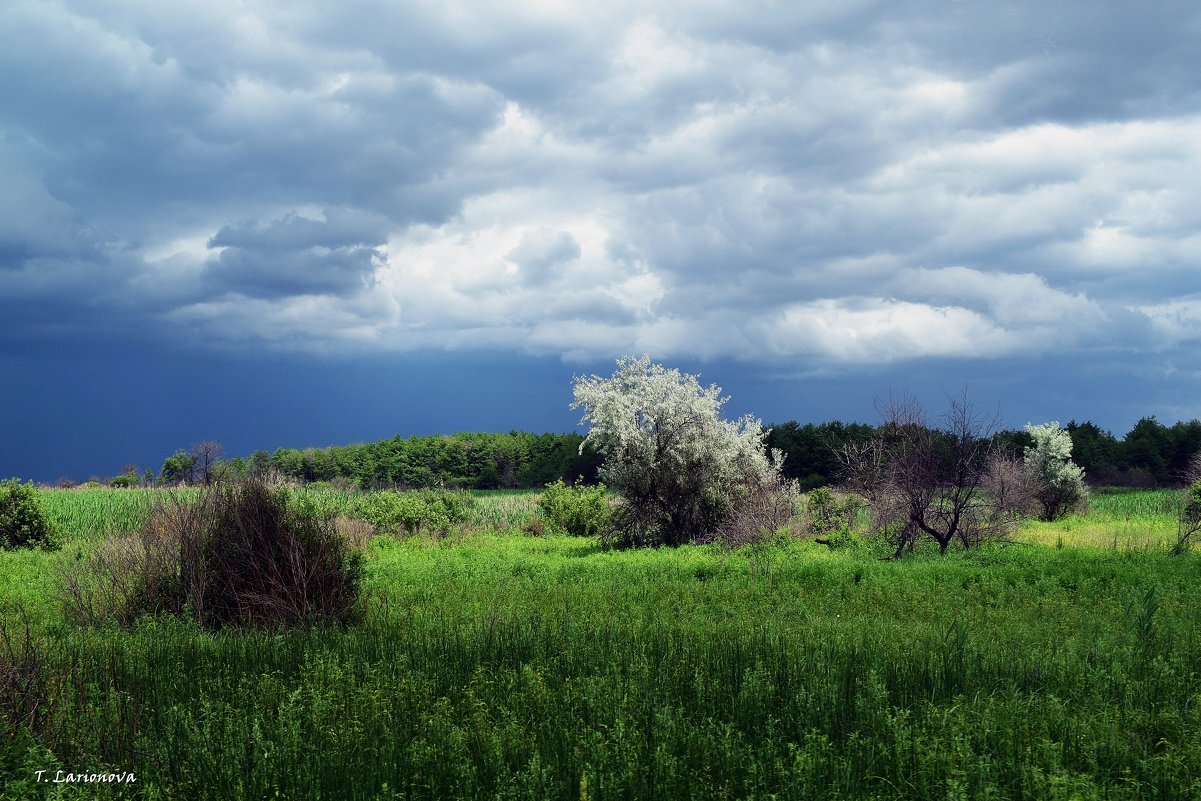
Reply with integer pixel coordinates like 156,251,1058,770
39,488,194,544
2,490,1198,799
466,492,542,529
1021,488,1180,550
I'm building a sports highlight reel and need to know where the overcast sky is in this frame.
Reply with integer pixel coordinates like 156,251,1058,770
3,0,1201,480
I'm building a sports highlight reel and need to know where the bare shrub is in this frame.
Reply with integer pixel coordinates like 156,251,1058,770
61,533,176,627
333,516,376,550
1173,453,1201,555
61,478,362,629
520,514,546,537
709,475,800,547
841,393,1029,557
0,608,60,747
981,455,1040,521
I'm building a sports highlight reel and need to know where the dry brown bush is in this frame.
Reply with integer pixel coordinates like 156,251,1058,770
709,475,800,547
61,478,362,629
333,516,376,550
0,608,61,747
840,393,1031,556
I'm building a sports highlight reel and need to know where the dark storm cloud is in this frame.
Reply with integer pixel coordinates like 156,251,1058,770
0,0,1197,413
202,209,388,298
3,0,1201,480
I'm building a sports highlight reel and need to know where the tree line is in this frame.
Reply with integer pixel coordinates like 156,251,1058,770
111,414,1197,492
767,416,1201,490
150,432,603,490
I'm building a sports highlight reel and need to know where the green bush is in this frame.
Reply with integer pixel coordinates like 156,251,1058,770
807,487,860,549
537,480,610,538
420,488,475,525
0,479,56,550
350,489,475,535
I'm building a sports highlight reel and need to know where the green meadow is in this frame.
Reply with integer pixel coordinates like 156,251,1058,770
2,488,1200,800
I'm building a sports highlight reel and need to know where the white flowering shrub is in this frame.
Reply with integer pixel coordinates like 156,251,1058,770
1024,422,1087,521
571,356,789,547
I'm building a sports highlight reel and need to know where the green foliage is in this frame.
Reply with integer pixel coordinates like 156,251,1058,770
108,472,139,489
259,432,601,491
0,479,56,550
536,479,610,537
38,487,163,544
572,356,784,547
350,489,475,535
6,529,1201,799
765,420,876,489
806,487,841,538
1025,421,1088,521
159,449,198,485
806,487,860,548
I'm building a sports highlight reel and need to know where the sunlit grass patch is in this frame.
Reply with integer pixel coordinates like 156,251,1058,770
464,491,541,530
1018,489,1178,550
1019,515,1176,550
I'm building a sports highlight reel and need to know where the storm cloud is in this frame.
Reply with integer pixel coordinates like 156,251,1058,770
2,0,1200,437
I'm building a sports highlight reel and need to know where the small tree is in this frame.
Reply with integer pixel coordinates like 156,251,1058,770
0,479,56,550
160,450,199,485
247,450,273,480
1024,422,1087,521
1174,454,1201,555
841,393,1024,557
191,440,224,487
571,356,787,547
109,473,139,489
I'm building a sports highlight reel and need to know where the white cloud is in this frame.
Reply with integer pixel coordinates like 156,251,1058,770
753,299,1016,363
1138,299,1201,346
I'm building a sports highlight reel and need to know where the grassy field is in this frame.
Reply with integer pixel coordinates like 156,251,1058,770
2,488,1200,799
1018,489,1180,550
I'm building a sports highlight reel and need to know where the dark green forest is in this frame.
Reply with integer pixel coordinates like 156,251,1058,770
766,417,1201,490
140,416,1201,491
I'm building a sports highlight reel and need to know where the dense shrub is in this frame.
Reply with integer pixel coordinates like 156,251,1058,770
804,487,860,548
61,478,362,629
349,489,474,535
0,479,56,550
707,472,800,547
1025,422,1088,521
537,480,610,537
572,356,790,548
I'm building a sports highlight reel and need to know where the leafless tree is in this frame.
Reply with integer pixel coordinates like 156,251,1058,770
191,440,224,487
840,392,1028,557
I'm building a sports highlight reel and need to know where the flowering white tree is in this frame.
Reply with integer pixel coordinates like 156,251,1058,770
571,356,787,547
1024,422,1087,521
